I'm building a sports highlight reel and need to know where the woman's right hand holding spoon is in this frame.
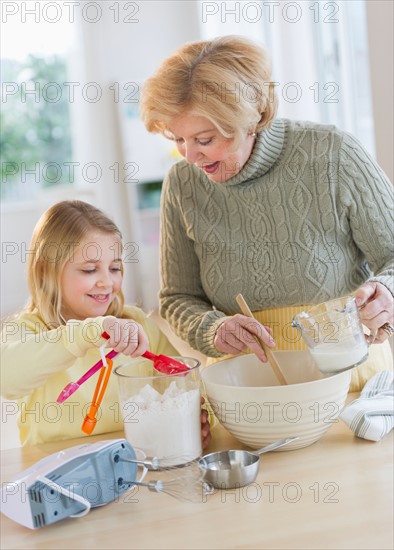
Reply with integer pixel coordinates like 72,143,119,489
214,314,275,363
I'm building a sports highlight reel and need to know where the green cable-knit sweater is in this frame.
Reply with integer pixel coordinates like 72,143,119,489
159,118,394,357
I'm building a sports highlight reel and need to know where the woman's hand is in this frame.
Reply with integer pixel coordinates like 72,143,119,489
213,314,275,362
355,282,394,343
201,397,212,450
102,317,149,356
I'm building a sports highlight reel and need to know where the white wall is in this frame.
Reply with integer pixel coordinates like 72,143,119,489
365,0,393,182
1,204,41,316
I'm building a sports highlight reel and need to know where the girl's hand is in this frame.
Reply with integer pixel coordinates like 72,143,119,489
355,282,394,343
102,317,149,356
201,397,211,450
214,314,275,362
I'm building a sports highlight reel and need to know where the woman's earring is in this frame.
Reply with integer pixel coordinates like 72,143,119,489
248,130,257,137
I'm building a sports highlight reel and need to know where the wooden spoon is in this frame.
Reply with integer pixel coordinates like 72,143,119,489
235,294,288,385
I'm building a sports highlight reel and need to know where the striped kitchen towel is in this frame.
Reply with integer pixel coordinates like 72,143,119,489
340,370,394,441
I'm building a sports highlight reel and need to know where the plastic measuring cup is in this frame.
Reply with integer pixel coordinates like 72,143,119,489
292,295,372,374
114,356,202,467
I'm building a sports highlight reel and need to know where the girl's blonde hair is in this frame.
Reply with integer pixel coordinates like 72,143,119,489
27,200,125,328
140,35,278,146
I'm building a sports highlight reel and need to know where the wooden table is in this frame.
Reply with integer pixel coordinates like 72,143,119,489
1,395,393,550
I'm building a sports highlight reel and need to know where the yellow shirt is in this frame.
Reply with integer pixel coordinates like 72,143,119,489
1,306,179,445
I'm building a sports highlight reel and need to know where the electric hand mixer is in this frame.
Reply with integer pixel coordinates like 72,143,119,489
0,439,139,529
0,438,207,529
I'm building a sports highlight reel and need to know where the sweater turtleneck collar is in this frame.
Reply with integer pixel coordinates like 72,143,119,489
221,118,286,186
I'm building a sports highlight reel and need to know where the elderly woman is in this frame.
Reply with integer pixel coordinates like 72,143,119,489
140,35,393,391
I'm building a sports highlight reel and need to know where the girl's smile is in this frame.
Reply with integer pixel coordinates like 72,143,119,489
60,231,122,321
89,294,111,302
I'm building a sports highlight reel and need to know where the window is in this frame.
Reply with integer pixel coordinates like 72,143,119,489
1,1,75,201
310,0,375,154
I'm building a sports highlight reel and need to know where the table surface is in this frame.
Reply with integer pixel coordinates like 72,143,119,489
1,394,393,550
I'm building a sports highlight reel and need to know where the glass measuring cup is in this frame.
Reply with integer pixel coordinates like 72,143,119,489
292,296,371,374
114,357,202,467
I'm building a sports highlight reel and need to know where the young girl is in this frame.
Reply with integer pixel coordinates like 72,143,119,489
1,200,211,447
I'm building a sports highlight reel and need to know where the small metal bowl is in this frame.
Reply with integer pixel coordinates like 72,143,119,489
199,437,298,489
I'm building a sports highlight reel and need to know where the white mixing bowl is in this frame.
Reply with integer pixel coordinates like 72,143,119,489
202,351,351,450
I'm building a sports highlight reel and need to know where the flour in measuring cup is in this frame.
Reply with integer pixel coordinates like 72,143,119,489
122,382,202,466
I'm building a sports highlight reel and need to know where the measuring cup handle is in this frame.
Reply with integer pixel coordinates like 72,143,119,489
255,436,299,455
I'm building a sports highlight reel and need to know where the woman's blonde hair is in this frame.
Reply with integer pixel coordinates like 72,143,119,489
140,35,278,145
27,200,125,328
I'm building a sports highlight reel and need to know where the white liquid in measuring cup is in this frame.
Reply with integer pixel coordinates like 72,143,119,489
309,339,368,373
122,382,201,466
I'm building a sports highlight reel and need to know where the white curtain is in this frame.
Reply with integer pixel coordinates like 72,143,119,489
197,0,375,154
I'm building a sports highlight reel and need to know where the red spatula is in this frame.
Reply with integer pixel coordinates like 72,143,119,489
102,332,190,375
56,332,190,404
